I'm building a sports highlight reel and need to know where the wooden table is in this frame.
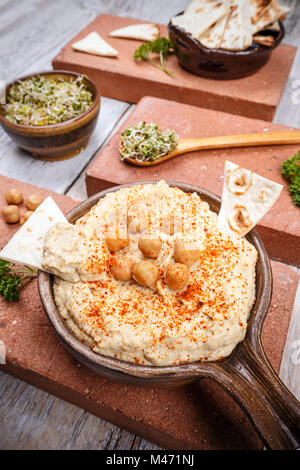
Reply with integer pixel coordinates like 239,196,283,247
0,0,299,450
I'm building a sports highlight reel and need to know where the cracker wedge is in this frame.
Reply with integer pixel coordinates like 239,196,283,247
72,32,118,57
252,0,289,34
109,23,159,42
172,1,229,40
0,197,68,270
217,161,283,238
220,0,253,51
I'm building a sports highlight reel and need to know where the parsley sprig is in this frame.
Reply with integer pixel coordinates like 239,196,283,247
0,259,37,302
134,37,175,76
281,151,300,207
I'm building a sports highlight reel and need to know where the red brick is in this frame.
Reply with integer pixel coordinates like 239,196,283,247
52,15,296,121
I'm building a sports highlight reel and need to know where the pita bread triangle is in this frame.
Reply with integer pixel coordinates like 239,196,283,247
185,0,224,15
252,0,289,34
109,23,160,42
220,0,253,51
0,197,68,270
72,32,118,57
172,1,229,40
217,161,283,238
198,0,231,49
249,0,273,25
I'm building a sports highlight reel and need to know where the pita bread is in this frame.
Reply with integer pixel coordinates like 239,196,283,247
172,2,229,40
185,0,224,15
249,0,272,25
199,0,231,49
217,161,283,238
72,32,118,57
267,20,280,31
253,34,276,46
252,0,289,34
0,197,68,270
109,23,159,42
220,0,253,51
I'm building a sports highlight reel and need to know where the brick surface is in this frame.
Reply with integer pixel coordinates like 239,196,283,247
0,175,298,449
86,96,300,267
52,15,296,121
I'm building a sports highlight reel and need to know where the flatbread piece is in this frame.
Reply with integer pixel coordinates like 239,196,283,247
199,0,231,49
72,32,118,57
172,1,229,40
252,0,289,34
217,161,283,237
220,0,253,51
109,23,159,42
0,197,68,270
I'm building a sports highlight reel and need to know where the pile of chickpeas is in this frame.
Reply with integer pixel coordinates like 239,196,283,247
2,188,43,226
107,219,202,292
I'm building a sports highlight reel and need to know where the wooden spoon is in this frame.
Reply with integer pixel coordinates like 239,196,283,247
121,130,300,166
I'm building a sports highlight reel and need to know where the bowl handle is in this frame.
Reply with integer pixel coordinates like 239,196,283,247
210,343,300,449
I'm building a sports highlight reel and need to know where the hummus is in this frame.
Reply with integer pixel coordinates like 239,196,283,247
42,181,257,366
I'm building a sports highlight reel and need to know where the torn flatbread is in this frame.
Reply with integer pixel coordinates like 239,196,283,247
252,0,289,34
0,197,68,270
198,0,230,49
72,32,118,57
220,0,253,51
109,23,159,42
171,1,229,40
217,161,283,238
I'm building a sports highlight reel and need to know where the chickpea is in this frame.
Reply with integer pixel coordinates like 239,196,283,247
138,237,162,259
165,263,189,291
110,255,135,281
173,240,203,267
133,260,159,289
5,188,23,205
25,194,43,211
20,210,34,226
2,205,20,224
106,234,129,252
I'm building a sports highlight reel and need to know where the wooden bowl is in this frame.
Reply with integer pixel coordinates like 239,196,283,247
0,71,100,161
168,15,285,80
38,181,300,449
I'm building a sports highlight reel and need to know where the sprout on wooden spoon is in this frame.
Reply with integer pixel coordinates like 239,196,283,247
119,121,178,163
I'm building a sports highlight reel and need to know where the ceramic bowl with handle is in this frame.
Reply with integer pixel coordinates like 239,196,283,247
38,181,300,450
0,70,100,161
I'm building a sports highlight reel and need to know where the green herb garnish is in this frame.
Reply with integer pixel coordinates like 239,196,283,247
2,75,93,126
120,121,178,163
134,37,175,76
281,151,300,207
0,259,37,302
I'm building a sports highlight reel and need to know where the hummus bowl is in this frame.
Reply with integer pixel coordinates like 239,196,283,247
38,181,300,450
